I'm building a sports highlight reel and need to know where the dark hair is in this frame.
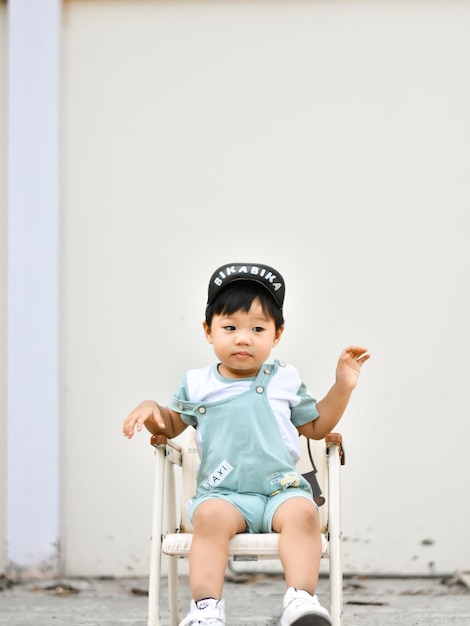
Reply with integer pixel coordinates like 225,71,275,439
205,282,285,330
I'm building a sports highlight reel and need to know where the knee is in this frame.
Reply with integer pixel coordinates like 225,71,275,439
192,499,246,536
274,498,319,533
192,503,219,533
298,503,319,530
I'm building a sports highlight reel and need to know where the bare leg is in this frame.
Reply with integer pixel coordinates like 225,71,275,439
272,497,322,595
189,499,246,601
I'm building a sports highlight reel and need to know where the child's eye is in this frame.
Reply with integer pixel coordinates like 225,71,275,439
223,325,236,331
252,326,265,333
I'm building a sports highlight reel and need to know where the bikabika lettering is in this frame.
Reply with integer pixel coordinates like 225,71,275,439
213,265,282,291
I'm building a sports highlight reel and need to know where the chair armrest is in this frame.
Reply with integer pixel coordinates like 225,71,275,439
325,432,345,465
150,435,183,466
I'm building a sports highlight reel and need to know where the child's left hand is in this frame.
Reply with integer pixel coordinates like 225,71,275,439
336,345,370,389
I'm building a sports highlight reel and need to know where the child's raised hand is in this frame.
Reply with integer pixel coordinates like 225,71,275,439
122,400,166,439
336,345,370,389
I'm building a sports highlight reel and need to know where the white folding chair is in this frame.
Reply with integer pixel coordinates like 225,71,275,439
147,427,345,626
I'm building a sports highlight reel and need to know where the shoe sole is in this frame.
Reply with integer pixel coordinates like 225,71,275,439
287,616,332,626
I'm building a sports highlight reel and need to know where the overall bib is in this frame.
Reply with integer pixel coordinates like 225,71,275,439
174,362,313,504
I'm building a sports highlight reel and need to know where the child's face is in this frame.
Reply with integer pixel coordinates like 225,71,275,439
203,298,284,378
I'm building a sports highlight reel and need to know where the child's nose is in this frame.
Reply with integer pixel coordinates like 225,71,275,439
234,330,251,344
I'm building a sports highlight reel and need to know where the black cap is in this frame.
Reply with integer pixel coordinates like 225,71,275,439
207,263,285,310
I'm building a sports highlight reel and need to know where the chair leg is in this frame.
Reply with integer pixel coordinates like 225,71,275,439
165,464,181,625
148,445,167,626
327,443,343,626
168,556,180,626
148,553,162,626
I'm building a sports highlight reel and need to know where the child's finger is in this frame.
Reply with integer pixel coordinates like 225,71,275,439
123,415,138,437
152,409,167,430
343,346,370,362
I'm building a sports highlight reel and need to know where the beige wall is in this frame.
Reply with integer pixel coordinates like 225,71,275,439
58,0,470,577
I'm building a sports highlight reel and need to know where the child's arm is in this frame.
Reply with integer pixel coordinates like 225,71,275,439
123,400,187,440
298,345,370,440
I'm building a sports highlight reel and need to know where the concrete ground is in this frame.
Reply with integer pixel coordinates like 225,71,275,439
1,570,469,626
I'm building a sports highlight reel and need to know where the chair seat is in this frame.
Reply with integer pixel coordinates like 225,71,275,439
162,532,329,560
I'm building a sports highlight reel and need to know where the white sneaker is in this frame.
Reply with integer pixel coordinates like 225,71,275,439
179,598,226,626
280,588,332,626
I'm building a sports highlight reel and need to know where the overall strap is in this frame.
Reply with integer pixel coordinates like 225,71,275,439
252,360,282,391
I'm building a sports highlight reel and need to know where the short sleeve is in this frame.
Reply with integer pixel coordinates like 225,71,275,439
290,381,319,427
167,372,198,427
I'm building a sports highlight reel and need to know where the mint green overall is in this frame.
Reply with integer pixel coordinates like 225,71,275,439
173,362,314,533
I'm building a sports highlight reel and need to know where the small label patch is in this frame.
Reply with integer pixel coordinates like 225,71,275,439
203,460,234,489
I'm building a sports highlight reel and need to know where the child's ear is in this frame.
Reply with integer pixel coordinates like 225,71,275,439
272,325,284,347
203,321,213,344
